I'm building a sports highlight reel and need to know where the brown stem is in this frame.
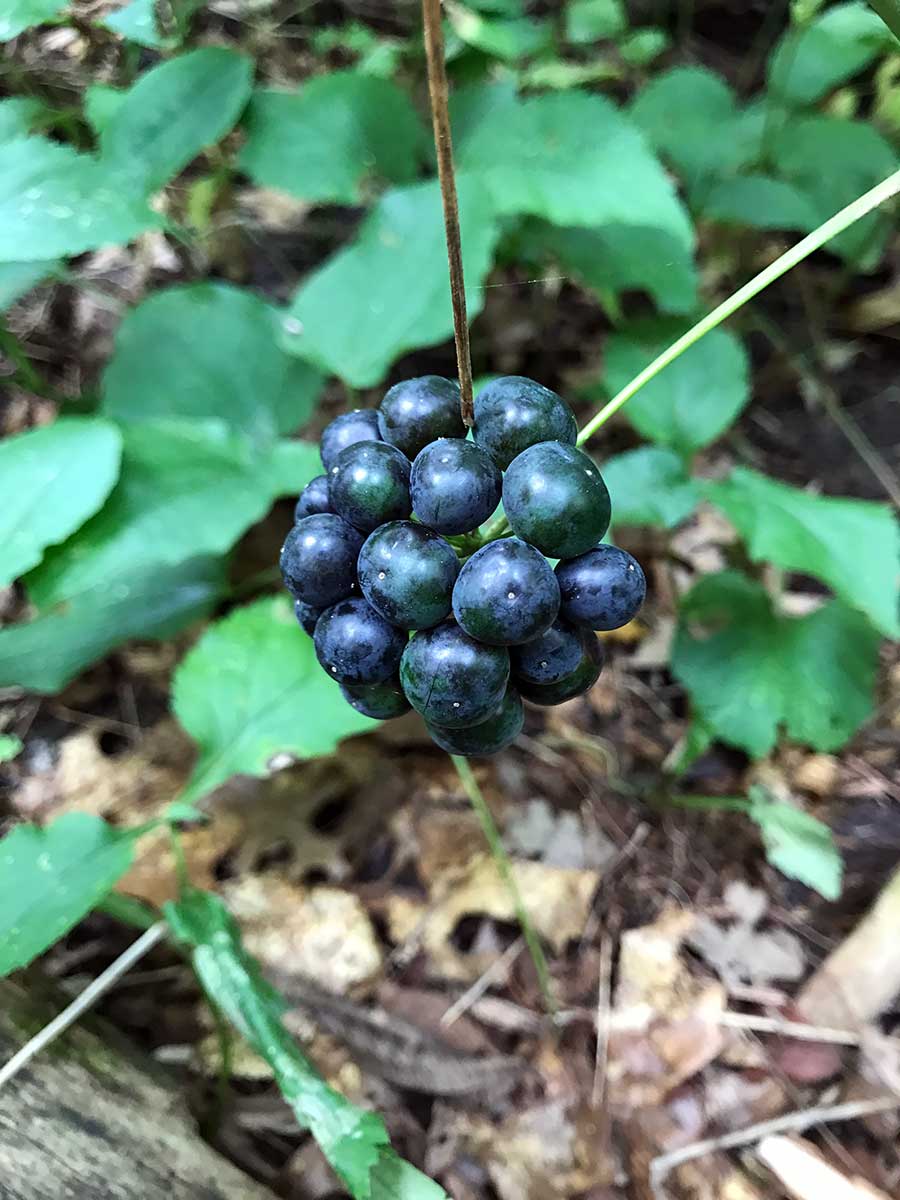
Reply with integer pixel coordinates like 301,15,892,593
422,0,474,427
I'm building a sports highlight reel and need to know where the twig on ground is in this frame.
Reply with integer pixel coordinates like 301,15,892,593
441,935,523,1029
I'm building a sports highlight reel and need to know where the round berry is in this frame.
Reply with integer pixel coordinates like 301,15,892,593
503,441,611,559
472,376,577,470
400,620,509,728
280,514,363,608
378,376,465,458
518,634,604,706
329,441,412,533
340,677,411,719
426,687,524,757
510,617,587,686
556,544,646,630
294,598,323,636
294,474,332,521
358,521,459,630
320,408,381,472
452,537,559,646
410,439,502,535
314,597,407,685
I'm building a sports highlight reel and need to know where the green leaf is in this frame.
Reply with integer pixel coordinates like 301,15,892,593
102,282,323,445
284,177,500,386
0,556,224,692
83,84,126,135
770,115,897,268
27,421,310,608
602,446,700,529
239,72,426,204
0,814,139,975
671,571,880,757
565,0,626,42
0,0,65,40
0,418,122,587
768,2,895,105
447,5,552,59
699,174,820,231
0,136,157,262
0,260,57,309
0,98,46,141
746,790,843,900
173,595,377,804
453,83,692,246
164,888,406,1198
99,48,253,195
603,319,750,453
101,0,200,47
0,735,23,763
705,466,899,638
619,27,670,65
267,439,323,497
529,222,697,315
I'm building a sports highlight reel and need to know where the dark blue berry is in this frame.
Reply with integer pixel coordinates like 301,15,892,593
340,676,411,719
314,597,407,685
556,544,646,630
510,617,587,685
378,376,465,459
329,441,412,533
452,537,559,646
503,441,611,559
472,376,577,470
518,634,604,706
280,513,363,608
320,408,381,472
426,687,524,757
410,439,502,535
294,599,323,637
294,474,332,521
358,521,459,630
400,620,509,728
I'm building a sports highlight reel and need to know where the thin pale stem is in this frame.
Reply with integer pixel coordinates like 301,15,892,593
422,0,474,426
450,755,557,1016
577,167,900,447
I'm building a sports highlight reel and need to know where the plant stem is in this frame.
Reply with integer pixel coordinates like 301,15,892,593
577,166,900,447
422,0,475,427
450,754,557,1016
868,0,900,41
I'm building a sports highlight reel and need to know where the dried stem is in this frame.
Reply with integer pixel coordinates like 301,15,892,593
422,0,474,426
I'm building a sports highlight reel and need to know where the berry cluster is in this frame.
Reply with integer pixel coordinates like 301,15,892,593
280,376,645,756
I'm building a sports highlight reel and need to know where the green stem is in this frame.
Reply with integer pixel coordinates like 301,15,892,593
576,166,900,446
450,754,557,1016
868,0,900,41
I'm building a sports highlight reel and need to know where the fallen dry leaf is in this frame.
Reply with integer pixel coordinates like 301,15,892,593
688,881,805,987
505,799,615,870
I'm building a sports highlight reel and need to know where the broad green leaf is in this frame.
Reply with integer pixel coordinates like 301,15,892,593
671,571,880,757
173,595,377,804
27,421,312,608
284,177,500,386
0,418,122,587
84,84,126,135
447,5,552,59
101,0,200,46
565,0,626,42
0,98,46,141
239,72,426,204
0,136,157,262
602,446,700,529
100,48,253,194
603,320,750,453
768,2,895,105
0,0,65,40
0,735,23,762
530,222,697,314
268,439,323,497
0,556,224,692
453,83,692,246
619,26,670,65
103,282,323,445
699,174,820,231
746,791,843,900
705,466,899,637
0,814,139,975
165,889,445,1199
770,116,897,268
629,67,763,191
0,260,56,309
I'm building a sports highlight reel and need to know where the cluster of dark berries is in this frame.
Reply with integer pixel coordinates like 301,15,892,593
280,375,646,757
